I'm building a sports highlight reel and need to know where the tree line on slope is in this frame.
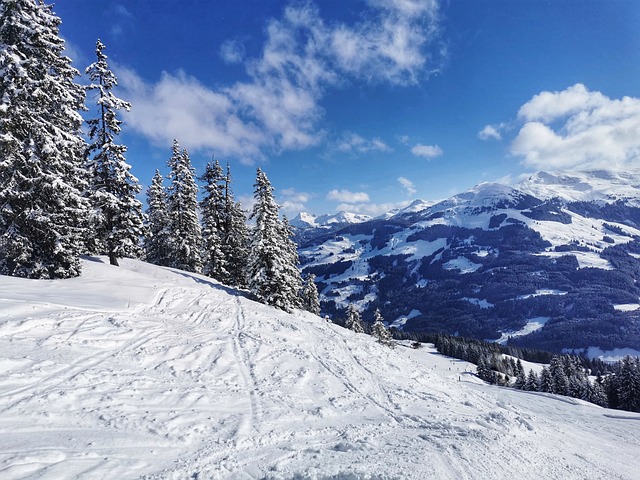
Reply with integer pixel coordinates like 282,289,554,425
0,0,319,314
430,333,640,413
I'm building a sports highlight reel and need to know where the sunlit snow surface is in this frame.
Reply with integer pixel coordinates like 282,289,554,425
1,258,639,479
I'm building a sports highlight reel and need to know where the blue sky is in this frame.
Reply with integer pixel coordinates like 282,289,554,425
56,0,640,216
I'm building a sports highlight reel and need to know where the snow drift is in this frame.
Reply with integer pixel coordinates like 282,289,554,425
0,258,639,479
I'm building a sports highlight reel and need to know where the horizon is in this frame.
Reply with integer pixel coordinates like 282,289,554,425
56,1,640,216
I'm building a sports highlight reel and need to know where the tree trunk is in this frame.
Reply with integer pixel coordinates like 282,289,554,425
109,251,119,267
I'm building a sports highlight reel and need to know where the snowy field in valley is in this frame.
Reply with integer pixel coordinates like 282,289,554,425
1,258,639,479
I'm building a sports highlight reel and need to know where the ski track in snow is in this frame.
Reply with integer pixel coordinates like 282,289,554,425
1,258,639,479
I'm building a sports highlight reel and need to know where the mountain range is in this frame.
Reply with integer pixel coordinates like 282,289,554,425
296,169,640,356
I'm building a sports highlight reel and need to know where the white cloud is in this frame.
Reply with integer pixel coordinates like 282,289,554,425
327,189,370,203
219,39,246,64
478,124,502,141
336,200,411,216
510,84,640,170
114,1,441,163
337,132,391,153
398,176,417,196
279,188,311,215
411,143,443,159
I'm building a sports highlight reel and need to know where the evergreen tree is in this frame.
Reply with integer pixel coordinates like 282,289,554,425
0,0,88,278
247,168,301,311
199,159,227,280
524,369,539,391
84,39,143,266
371,308,394,347
144,170,171,266
166,140,202,273
301,273,320,315
538,366,553,393
345,304,365,333
476,356,496,384
514,359,526,389
617,355,640,412
220,164,249,287
549,356,569,395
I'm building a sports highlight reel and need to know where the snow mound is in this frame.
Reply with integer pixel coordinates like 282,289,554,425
1,257,639,479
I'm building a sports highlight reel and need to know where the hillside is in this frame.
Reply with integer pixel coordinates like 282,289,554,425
1,258,639,479
298,169,640,355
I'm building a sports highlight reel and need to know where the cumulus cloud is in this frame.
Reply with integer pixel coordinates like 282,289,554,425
327,189,370,203
336,200,411,216
337,132,391,153
279,188,311,214
219,39,246,64
411,143,443,159
478,124,502,141
115,0,441,163
398,176,417,196
510,83,640,170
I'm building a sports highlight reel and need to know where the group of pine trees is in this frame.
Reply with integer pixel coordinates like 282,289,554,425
0,0,142,277
433,333,640,413
0,0,320,314
342,305,394,347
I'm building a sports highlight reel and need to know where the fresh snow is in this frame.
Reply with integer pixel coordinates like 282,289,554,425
2,258,640,479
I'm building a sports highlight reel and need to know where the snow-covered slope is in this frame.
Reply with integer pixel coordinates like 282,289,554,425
291,211,372,229
1,258,639,479
517,169,640,204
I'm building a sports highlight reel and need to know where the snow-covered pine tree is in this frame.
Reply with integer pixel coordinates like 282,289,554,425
371,308,394,347
166,140,202,273
84,39,143,266
279,215,303,307
144,170,172,266
524,369,539,391
345,304,365,333
617,355,640,412
248,168,301,311
514,359,526,389
301,273,320,315
220,164,249,287
199,159,227,280
0,0,88,278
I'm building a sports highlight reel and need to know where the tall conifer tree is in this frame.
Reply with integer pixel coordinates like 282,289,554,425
199,159,227,280
166,140,202,273
221,164,249,287
145,170,171,266
85,39,143,266
248,168,301,311
0,0,88,278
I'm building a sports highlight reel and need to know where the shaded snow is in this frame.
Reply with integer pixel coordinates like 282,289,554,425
461,297,494,309
516,289,568,300
1,258,640,479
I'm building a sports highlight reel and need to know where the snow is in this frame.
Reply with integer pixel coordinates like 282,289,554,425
535,250,614,270
517,169,640,204
389,308,421,329
516,289,568,300
613,303,640,312
461,297,494,309
2,257,640,479
564,346,640,363
442,256,482,273
494,317,551,344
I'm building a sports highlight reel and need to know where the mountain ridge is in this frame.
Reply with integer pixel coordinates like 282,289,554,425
297,169,640,356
